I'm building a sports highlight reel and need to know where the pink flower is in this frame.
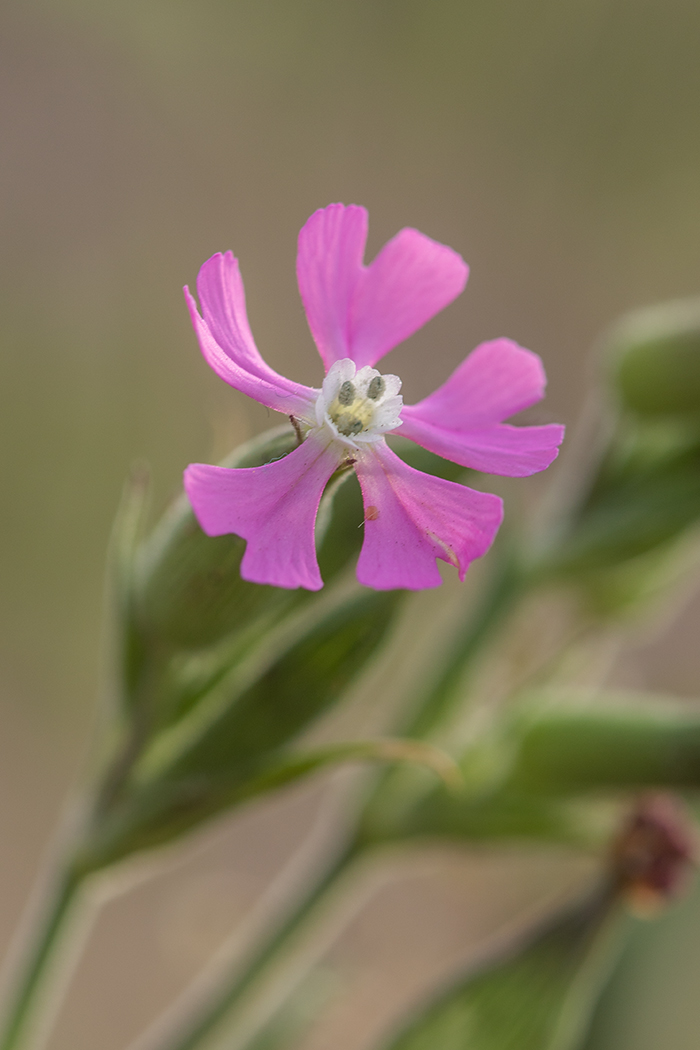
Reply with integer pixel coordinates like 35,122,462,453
184,204,564,592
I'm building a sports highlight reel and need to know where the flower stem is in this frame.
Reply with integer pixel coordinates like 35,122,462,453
0,867,83,1050
406,544,525,738
128,841,361,1050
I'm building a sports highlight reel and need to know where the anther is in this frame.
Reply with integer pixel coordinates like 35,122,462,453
367,376,385,400
338,381,356,406
337,418,364,436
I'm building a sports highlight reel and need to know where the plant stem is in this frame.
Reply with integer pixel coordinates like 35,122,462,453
130,840,361,1050
0,867,82,1050
406,544,525,738
141,554,525,1050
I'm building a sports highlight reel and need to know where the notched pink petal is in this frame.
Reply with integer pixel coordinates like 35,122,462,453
349,228,468,369
196,250,261,373
406,338,550,429
184,435,344,591
186,252,316,418
354,443,503,591
297,205,468,371
297,204,369,370
398,417,565,477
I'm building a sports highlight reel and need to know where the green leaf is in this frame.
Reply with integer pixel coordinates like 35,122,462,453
237,738,462,799
381,892,630,1050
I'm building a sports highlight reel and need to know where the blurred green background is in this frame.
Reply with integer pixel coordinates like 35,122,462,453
1,2,700,1047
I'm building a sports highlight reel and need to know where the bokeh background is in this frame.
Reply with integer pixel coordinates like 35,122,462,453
1,2,700,1047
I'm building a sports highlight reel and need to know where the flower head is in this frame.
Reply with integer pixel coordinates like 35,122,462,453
184,204,564,591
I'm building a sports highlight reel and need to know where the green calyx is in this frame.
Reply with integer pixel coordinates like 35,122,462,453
610,298,700,419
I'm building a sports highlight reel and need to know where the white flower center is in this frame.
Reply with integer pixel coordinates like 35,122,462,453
315,359,403,447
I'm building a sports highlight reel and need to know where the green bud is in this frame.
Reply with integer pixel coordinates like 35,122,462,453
108,464,152,700
133,430,466,653
112,430,473,732
539,432,700,578
360,697,700,849
134,427,300,651
610,299,700,418
507,700,700,793
155,590,403,783
78,588,405,870
536,301,700,591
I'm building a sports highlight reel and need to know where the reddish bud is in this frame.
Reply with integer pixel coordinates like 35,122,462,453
611,794,696,916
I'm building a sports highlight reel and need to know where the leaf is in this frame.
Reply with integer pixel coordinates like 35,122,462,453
381,891,630,1050
239,738,463,799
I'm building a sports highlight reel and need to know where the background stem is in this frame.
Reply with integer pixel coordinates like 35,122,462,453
406,546,524,737
130,842,360,1050
0,868,82,1050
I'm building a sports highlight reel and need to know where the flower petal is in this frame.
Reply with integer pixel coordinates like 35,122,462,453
398,417,565,476
403,338,550,428
297,204,468,371
186,252,317,419
184,434,344,590
354,442,503,590
296,204,369,370
349,227,469,369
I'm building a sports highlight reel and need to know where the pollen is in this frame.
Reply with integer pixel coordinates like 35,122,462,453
328,395,376,437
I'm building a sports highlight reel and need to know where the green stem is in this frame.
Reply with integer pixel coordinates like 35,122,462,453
405,545,525,738
0,867,82,1050
139,841,361,1050
125,553,526,1050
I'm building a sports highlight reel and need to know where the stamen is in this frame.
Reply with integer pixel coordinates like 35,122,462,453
367,376,385,400
337,417,364,436
338,380,356,406
320,361,402,445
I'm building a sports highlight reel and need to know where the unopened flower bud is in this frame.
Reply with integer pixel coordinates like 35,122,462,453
610,794,695,916
135,427,300,649
610,299,700,418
